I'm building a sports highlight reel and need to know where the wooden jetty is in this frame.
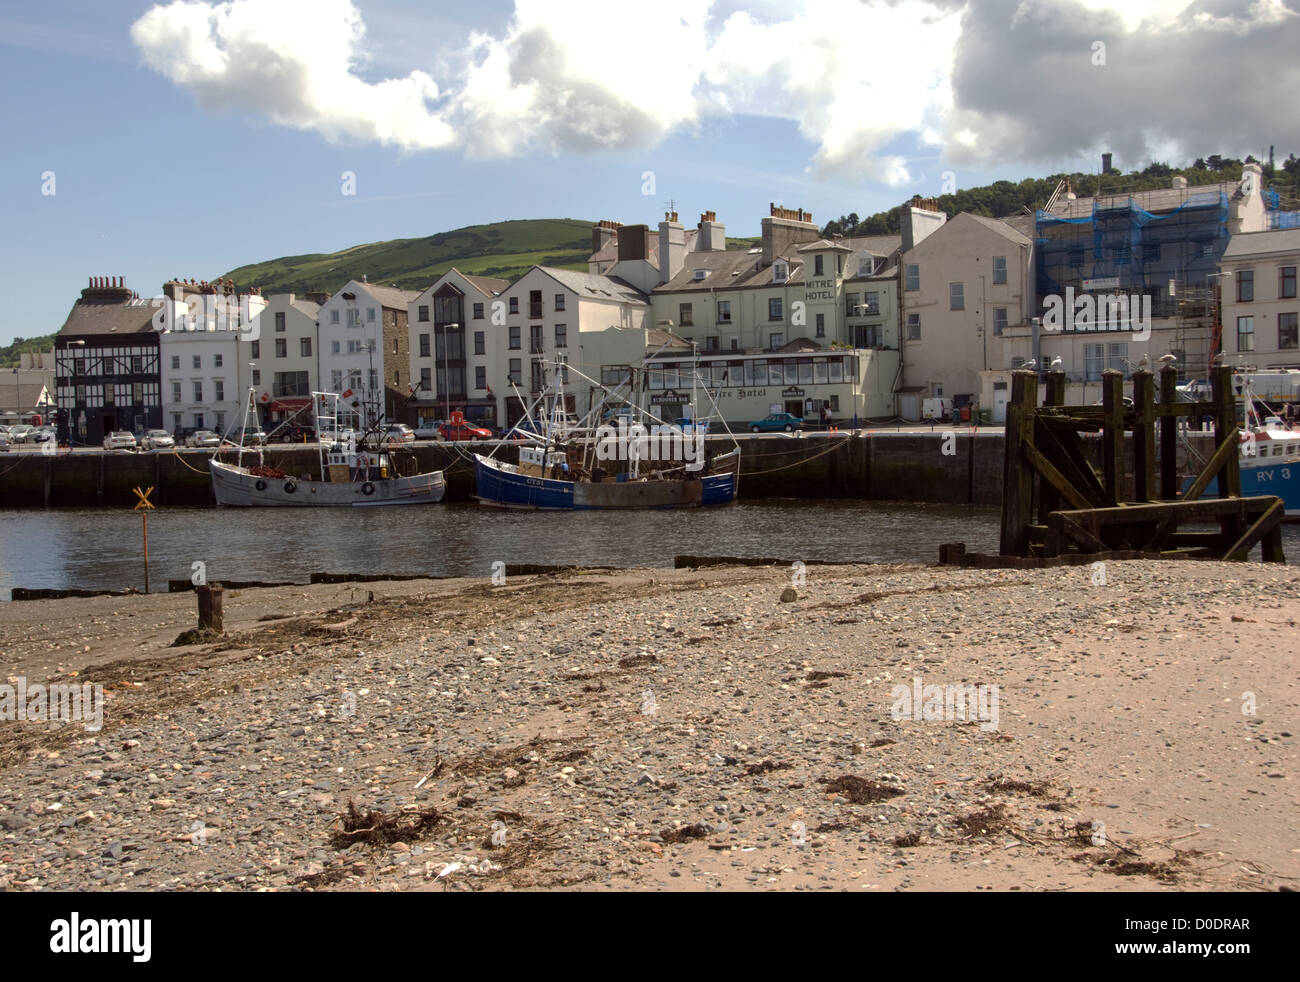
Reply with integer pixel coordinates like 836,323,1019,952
994,364,1284,564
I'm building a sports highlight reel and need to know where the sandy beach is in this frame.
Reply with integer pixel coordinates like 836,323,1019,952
0,560,1296,892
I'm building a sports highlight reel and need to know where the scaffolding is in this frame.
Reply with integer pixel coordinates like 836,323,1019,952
1036,190,1231,302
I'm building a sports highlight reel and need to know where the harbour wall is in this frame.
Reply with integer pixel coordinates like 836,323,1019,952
0,431,1220,508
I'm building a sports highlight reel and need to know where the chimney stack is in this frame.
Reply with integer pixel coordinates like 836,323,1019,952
658,212,686,284
696,211,726,252
761,204,819,268
617,224,651,263
592,219,622,254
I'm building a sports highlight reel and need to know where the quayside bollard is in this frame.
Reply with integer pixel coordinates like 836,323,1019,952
197,584,224,633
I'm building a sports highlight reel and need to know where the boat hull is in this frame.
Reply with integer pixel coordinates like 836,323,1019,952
210,460,445,507
473,454,736,510
1183,458,1300,516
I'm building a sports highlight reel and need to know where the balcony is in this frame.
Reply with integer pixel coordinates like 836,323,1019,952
847,302,880,318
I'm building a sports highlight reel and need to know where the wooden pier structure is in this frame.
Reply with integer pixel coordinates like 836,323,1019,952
998,364,1285,564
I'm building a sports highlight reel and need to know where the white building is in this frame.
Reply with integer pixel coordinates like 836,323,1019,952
407,269,509,430
317,280,418,429
1219,227,1300,372
241,293,323,431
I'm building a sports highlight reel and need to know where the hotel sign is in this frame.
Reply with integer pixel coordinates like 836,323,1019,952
1082,276,1120,291
781,387,806,398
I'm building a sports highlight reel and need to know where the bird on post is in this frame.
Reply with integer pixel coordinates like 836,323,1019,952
1020,359,1037,371
1159,353,1177,364
1049,356,1063,369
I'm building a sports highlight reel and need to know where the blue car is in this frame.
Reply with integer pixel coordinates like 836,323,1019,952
748,412,803,433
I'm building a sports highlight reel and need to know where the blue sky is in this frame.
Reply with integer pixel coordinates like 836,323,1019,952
2,0,1288,346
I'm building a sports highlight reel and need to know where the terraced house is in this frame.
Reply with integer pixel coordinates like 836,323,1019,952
317,280,418,429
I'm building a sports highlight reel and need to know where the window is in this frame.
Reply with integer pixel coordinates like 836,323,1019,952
275,339,287,358
193,381,203,402
348,369,362,391
555,294,565,311
509,297,519,315
508,359,521,384
815,313,825,338
768,297,783,321
331,340,340,355
394,370,400,385
214,380,224,402
347,340,362,355
509,326,520,350
418,305,429,322
529,290,543,319
415,367,430,392
994,307,1008,335
1281,267,1297,300
1238,270,1254,302
1238,315,1255,351
1280,312,1298,350
993,256,1008,285
1107,343,1128,373
555,324,567,348
730,336,739,351
906,313,920,340
331,369,343,391
171,355,180,370
419,334,430,358
475,366,487,389
347,308,360,328
474,331,485,355
529,325,543,354
214,353,223,368
858,256,875,277
131,355,143,374
192,355,201,370
1084,343,1104,381
275,312,285,333
172,414,182,430
251,341,260,359
473,303,484,320
846,293,859,318
331,310,339,324
950,282,965,310
171,381,181,403
769,332,785,350
814,255,824,277
1142,243,1160,264
300,338,311,357
194,414,204,429
367,307,376,322
717,300,731,323
679,303,694,327
393,338,399,355
705,336,719,351
557,355,569,384
273,372,309,397
251,369,260,386
905,264,920,292
773,261,789,283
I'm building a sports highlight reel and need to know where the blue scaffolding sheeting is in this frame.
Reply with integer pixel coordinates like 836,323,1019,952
1036,191,1230,301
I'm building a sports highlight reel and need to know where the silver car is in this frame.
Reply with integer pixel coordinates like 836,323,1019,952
8,424,32,444
142,429,175,450
185,430,221,448
103,430,137,451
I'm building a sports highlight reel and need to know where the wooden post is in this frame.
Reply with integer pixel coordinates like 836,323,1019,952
141,511,149,594
999,370,1038,557
1159,365,1179,500
1133,370,1156,502
1101,370,1125,506
1037,370,1066,524
1213,365,1241,499
197,584,224,632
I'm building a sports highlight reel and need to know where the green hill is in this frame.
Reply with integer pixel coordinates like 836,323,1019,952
1,333,55,368
219,218,598,294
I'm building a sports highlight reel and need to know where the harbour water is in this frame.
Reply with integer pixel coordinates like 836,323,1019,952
0,502,1002,598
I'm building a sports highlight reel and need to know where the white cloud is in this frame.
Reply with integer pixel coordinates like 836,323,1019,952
130,0,1300,183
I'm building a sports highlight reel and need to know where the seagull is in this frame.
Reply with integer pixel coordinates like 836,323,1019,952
1049,356,1063,369
1212,351,1226,365
1020,359,1037,371
1159,353,1178,364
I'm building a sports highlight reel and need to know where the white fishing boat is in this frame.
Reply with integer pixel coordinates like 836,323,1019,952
210,390,445,507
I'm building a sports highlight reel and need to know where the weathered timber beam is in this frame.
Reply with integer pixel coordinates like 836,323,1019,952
1183,426,1240,502
1223,499,1286,562
1022,441,1094,510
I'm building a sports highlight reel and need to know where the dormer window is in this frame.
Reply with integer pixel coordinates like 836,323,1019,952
692,269,707,282
773,260,789,284
859,256,875,277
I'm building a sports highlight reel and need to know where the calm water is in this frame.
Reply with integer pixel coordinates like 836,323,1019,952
0,502,1002,599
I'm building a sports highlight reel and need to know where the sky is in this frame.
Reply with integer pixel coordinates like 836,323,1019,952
1,0,1297,346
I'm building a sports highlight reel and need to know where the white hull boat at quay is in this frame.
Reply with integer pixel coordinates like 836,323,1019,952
210,458,445,507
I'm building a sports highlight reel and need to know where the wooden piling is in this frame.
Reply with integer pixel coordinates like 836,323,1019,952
197,584,223,633
1159,365,1178,500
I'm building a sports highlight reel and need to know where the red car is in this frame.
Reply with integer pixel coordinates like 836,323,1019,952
439,420,493,441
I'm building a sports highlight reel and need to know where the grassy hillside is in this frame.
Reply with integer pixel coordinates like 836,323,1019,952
0,333,55,368
220,218,596,294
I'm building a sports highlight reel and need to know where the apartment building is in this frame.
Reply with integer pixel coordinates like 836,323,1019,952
1218,228,1300,371
407,269,509,429
241,293,322,431
54,277,162,445
317,280,418,429
591,206,909,425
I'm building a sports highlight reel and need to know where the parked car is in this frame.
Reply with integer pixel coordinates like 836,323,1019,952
439,419,493,441
0,435,10,452
185,430,221,448
381,423,415,446
239,428,269,446
748,413,803,433
412,422,442,440
279,425,317,444
141,429,175,450
31,427,56,443
8,424,33,443
103,430,137,451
